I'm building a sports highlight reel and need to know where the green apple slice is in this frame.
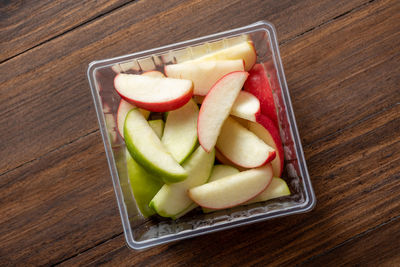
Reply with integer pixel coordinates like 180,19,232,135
124,108,187,184
148,119,165,139
245,177,290,204
161,99,199,163
208,165,240,183
149,146,215,219
126,150,163,217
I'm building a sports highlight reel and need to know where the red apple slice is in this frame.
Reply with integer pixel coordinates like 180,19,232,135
116,100,150,138
215,149,248,172
244,64,279,128
188,164,273,209
114,73,193,112
230,91,261,122
216,117,276,168
165,60,244,96
248,114,284,177
198,71,249,152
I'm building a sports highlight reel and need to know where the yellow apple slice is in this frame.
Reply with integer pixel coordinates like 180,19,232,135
195,41,257,71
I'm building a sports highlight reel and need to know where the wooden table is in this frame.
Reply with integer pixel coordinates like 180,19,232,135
1,0,399,265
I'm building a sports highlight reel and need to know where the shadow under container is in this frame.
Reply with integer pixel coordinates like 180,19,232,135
87,21,316,250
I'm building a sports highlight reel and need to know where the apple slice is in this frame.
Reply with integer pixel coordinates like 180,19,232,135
114,73,193,112
148,119,164,139
117,100,150,138
198,71,249,152
248,114,284,177
188,164,273,210
230,91,261,122
195,41,257,71
244,64,279,128
201,164,240,213
149,146,215,219
208,165,239,183
124,108,187,183
216,117,276,168
245,177,290,204
164,60,244,96
141,70,165,78
126,150,163,217
161,99,199,163
215,149,248,172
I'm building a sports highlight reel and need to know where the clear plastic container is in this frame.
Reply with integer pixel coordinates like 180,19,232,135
87,21,316,250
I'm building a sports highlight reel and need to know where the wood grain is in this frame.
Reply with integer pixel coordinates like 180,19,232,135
0,0,371,176
0,132,122,266
1,0,399,265
0,0,132,62
301,216,400,266
57,102,400,266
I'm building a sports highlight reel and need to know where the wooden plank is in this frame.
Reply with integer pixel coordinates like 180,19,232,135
280,0,400,145
0,0,132,62
58,104,400,266
0,0,371,175
0,132,123,266
1,0,398,265
301,217,400,266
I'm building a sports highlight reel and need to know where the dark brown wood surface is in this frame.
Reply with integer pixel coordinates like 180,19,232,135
1,0,399,266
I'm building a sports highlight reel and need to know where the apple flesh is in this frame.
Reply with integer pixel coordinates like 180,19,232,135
198,71,249,152
195,41,257,71
149,146,215,219
248,114,284,177
215,149,248,171
116,100,150,138
244,64,279,128
114,74,193,112
148,119,164,139
208,165,239,183
245,177,290,204
164,60,244,96
188,164,273,210
141,70,165,78
126,150,163,217
161,99,199,163
124,108,187,183
216,117,276,168
230,91,261,122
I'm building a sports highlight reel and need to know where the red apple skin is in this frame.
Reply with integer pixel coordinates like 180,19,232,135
255,114,284,177
114,74,193,112
189,165,273,210
244,64,279,128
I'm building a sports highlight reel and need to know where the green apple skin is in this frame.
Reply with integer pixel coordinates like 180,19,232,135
149,146,215,219
126,151,163,217
124,108,187,184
